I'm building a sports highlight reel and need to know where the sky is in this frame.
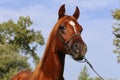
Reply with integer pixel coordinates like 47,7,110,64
0,0,120,80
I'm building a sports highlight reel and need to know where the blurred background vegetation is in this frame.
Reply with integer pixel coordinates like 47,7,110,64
78,1,120,80
112,7,120,62
0,16,44,80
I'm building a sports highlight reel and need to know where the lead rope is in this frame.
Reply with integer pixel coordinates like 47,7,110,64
79,57,104,80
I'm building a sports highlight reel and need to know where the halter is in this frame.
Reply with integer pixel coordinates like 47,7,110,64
58,20,104,80
59,20,80,45
58,20,81,55
59,33,80,46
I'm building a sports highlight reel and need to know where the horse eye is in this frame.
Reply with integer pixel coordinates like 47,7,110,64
59,25,66,31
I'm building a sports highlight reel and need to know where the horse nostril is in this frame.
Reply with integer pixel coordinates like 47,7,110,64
73,43,81,53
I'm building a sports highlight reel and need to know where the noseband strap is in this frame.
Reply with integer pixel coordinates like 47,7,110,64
58,33,80,55
58,33,80,46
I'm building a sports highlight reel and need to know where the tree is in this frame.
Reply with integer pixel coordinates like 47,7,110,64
0,16,44,64
0,44,30,79
78,66,90,80
112,8,120,62
78,66,101,80
0,16,44,79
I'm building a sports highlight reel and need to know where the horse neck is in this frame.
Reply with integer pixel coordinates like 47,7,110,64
41,46,65,79
32,31,65,79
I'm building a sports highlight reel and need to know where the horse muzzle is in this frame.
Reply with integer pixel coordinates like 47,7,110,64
66,37,87,60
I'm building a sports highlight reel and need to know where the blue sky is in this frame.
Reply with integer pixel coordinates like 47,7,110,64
0,0,120,80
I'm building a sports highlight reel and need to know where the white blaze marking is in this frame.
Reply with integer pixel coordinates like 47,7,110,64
69,21,77,34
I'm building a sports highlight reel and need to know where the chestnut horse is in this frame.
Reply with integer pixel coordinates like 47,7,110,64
12,4,87,80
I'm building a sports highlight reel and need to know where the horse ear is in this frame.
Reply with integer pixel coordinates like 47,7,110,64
58,4,65,19
73,6,80,19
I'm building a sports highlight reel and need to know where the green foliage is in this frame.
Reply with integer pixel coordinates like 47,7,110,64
78,66,89,80
88,77,101,80
0,44,30,80
78,66,101,80
0,16,44,80
112,9,120,20
78,66,114,80
112,8,120,62
0,16,44,64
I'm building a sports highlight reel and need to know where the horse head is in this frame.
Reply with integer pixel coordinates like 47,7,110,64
54,4,87,61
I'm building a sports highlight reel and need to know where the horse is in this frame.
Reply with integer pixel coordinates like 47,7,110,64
11,4,87,80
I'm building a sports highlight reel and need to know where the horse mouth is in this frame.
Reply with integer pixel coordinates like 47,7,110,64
72,54,85,60
70,49,85,61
